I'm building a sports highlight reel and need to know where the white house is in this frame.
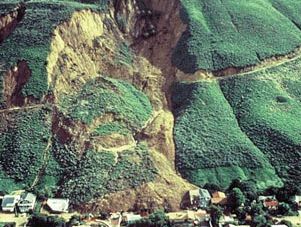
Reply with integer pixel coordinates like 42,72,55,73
18,192,36,213
1,195,21,212
189,189,211,209
46,198,69,213
122,212,142,224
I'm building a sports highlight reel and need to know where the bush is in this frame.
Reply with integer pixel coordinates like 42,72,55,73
28,213,66,227
228,188,245,210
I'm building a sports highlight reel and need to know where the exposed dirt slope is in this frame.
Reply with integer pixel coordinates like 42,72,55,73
0,3,25,44
45,2,195,211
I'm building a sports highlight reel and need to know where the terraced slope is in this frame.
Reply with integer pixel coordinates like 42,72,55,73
172,0,301,73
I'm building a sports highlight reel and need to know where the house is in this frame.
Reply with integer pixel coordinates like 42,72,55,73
1,195,20,212
258,195,275,202
211,191,227,205
263,200,279,210
46,198,69,213
219,215,238,226
189,189,211,209
122,212,142,224
18,192,36,213
199,189,212,208
271,225,288,227
110,212,122,227
167,210,210,226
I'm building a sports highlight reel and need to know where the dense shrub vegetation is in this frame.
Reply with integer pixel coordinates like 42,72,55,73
172,0,301,73
59,143,157,204
172,81,281,189
220,56,301,191
92,122,130,137
59,76,152,130
0,107,52,189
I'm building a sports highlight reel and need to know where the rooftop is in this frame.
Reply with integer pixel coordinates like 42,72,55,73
46,198,69,213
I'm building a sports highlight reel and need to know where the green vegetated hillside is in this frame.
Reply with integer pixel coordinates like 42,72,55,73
58,143,156,204
220,56,301,190
0,107,53,191
172,81,282,189
173,0,301,73
0,0,100,105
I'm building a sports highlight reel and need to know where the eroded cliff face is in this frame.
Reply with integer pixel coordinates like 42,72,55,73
0,3,25,44
3,60,31,108
45,0,195,211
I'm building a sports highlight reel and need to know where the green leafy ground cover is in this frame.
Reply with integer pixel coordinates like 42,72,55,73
92,122,130,137
0,0,100,105
172,81,282,189
172,0,301,73
220,56,301,190
59,76,152,130
59,143,157,204
0,107,52,191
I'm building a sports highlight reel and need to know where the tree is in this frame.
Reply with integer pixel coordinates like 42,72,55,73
28,213,66,227
239,181,258,202
250,203,265,216
203,183,222,193
278,202,291,216
209,205,223,226
227,179,242,192
228,188,246,210
128,210,170,227
235,207,247,222
251,215,270,227
148,209,170,227
228,179,258,203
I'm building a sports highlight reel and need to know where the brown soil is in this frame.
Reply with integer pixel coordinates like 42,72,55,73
3,60,31,108
0,3,25,44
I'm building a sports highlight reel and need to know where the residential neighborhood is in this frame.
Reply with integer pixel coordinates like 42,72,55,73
0,182,301,227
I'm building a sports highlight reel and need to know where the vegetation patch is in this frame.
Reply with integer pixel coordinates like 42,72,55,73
220,56,301,190
172,81,281,189
172,0,301,73
59,143,157,204
59,76,152,131
92,122,130,137
0,107,52,190
115,42,134,66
